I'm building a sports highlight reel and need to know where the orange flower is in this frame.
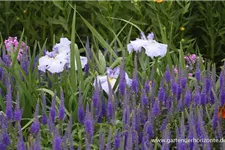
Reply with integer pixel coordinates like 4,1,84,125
218,105,225,119
154,0,163,3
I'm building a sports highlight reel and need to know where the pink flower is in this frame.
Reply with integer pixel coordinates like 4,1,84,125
4,37,28,61
189,54,197,63
173,67,178,75
184,56,191,64
188,73,193,77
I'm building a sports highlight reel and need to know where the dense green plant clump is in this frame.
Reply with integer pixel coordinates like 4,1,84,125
0,32,225,150
0,1,225,65
0,1,225,150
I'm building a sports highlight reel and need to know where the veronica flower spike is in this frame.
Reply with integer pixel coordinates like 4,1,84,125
94,67,132,95
127,32,167,58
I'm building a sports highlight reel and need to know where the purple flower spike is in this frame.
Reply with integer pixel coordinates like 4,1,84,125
17,140,25,149
162,127,171,150
2,133,10,146
50,92,56,123
212,105,219,129
165,66,171,82
20,48,29,75
146,111,154,138
144,81,150,92
176,85,182,100
195,108,205,139
177,114,186,150
84,63,89,75
106,128,112,150
158,87,166,103
220,71,225,105
84,104,94,141
219,70,224,91
209,90,215,104
32,56,39,72
180,77,187,89
107,99,113,120
152,99,160,116
195,59,201,81
2,55,12,67
141,89,148,108
14,92,22,122
131,56,138,93
30,103,40,135
78,88,85,123
119,58,126,95
114,130,121,149
0,144,6,150
86,37,93,60
144,121,154,139
126,128,133,150
41,91,48,125
160,117,169,131
171,79,178,96
194,94,201,107
184,88,192,107
92,82,100,108
33,132,41,150
67,115,74,150
6,83,13,120
58,89,65,121
17,122,26,150
201,88,207,105
99,130,105,150
132,110,138,131
194,82,201,106
188,109,199,149
53,130,62,150
205,74,211,94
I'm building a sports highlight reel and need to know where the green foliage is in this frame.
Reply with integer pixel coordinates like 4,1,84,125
1,1,225,66
190,1,225,66
0,1,73,47
0,1,225,149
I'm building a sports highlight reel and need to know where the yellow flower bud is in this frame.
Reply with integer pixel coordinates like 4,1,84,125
180,27,185,31
154,0,163,3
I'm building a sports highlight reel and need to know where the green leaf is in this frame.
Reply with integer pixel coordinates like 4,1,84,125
74,44,84,90
21,118,34,131
98,50,106,74
52,1,64,10
109,57,123,69
179,42,186,70
0,64,36,108
36,88,69,116
0,92,4,110
78,14,118,59
70,5,77,93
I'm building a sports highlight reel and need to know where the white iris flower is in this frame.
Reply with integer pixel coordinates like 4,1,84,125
127,32,168,59
38,38,88,73
94,67,132,95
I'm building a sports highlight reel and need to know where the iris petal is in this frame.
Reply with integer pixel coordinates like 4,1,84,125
127,32,167,58
94,67,132,95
